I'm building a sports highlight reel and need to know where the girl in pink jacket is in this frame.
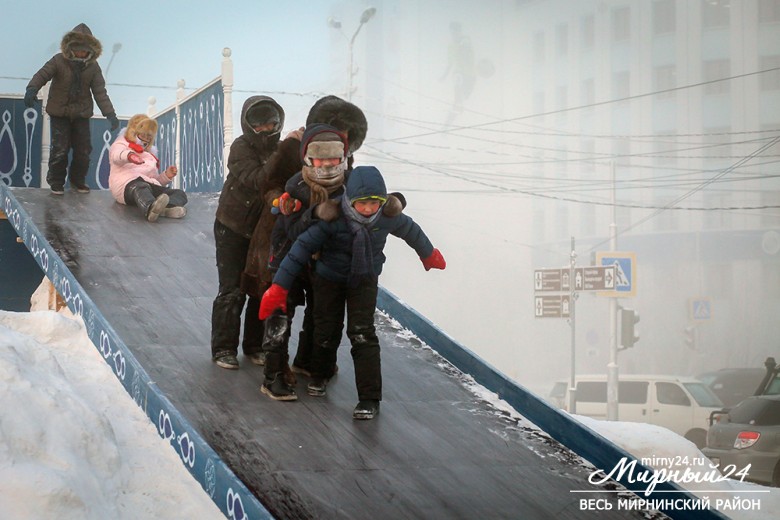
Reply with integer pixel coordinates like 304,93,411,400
108,114,187,222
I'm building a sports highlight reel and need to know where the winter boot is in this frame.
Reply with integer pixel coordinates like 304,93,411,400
247,351,266,366
307,377,328,397
146,194,169,222
161,206,187,219
353,400,380,420
213,350,239,370
261,373,297,401
128,183,169,222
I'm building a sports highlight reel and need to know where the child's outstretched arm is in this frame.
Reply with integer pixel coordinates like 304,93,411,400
390,213,446,271
421,248,446,271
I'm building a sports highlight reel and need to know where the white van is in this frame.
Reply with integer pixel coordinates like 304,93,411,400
548,375,724,448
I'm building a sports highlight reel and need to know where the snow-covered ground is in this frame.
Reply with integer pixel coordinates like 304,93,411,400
0,289,224,519
0,292,777,519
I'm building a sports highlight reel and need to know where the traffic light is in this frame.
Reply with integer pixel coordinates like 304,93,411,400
620,308,640,349
684,325,697,350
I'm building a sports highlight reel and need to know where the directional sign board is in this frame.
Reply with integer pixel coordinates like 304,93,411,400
596,251,637,298
534,268,563,292
534,295,571,318
573,266,615,291
535,266,615,292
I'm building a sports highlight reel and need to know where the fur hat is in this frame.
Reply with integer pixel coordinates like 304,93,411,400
61,23,102,62
306,96,367,155
125,114,158,144
300,124,348,165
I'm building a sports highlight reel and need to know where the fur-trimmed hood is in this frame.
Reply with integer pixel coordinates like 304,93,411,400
306,96,367,156
60,23,102,63
240,95,285,136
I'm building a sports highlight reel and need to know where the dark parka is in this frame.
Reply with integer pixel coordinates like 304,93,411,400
26,23,116,120
216,96,299,240
272,166,434,289
240,97,369,298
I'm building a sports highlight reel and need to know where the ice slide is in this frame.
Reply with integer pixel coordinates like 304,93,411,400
0,187,726,520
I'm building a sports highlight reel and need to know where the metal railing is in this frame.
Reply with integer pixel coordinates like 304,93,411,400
0,48,234,193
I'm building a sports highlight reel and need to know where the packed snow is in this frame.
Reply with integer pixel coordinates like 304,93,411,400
0,288,223,519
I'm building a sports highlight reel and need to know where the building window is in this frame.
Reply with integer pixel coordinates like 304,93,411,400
653,138,675,165
612,6,631,42
703,59,730,94
534,31,545,62
556,24,568,56
704,126,733,162
761,190,780,227
581,78,595,105
556,206,569,239
534,92,545,113
654,64,677,98
557,85,568,110
653,0,676,34
580,204,596,237
581,14,595,49
705,263,733,299
702,0,730,28
613,70,630,100
759,0,780,22
760,55,780,90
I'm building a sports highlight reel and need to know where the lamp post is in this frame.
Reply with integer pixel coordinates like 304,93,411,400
328,7,376,101
105,42,122,82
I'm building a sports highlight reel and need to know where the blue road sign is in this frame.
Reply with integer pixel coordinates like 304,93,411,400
596,251,637,298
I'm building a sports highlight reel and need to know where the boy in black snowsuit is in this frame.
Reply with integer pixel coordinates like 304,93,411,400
259,166,446,419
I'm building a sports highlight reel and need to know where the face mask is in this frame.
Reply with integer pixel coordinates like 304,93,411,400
312,161,347,180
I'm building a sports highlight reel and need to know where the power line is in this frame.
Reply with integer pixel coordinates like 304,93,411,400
373,67,780,143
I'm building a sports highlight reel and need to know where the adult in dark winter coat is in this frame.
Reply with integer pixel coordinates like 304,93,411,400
24,23,119,195
259,166,446,419
211,95,301,369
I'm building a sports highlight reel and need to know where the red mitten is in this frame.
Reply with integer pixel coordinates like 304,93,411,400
127,152,144,165
421,248,446,271
259,283,288,320
277,192,302,216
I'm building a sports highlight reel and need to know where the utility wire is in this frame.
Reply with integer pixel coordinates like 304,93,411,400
588,136,780,251
373,67,780,143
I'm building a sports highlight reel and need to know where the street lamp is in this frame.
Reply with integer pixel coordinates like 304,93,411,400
105,42,122,82
327,7,376,101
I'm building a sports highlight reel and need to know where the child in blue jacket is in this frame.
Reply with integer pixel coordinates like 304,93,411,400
259,166,445,419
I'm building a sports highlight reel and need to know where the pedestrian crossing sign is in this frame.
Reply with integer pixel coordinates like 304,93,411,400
595,251,636,298
690,298,711,321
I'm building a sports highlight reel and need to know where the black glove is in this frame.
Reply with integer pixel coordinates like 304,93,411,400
24,87,38,108
107,113,120,131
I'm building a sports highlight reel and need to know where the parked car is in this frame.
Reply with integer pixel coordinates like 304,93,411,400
696,367,767,407
549,374,723,448
702,394,780,487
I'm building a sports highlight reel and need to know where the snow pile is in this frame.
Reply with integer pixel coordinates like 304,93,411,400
0,308,222,519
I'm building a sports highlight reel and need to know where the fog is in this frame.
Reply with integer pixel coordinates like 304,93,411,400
3,0,779,398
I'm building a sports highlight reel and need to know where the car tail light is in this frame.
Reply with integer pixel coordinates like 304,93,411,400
733,431,760,449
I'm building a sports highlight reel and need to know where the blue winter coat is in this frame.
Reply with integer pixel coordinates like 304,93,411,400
274,165,434,287
272,211,434,289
